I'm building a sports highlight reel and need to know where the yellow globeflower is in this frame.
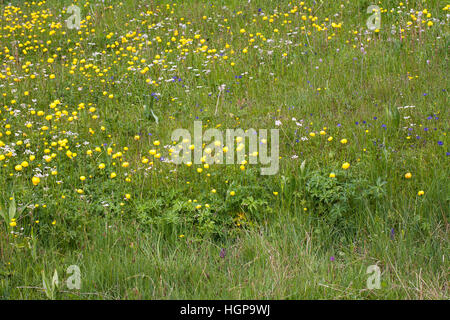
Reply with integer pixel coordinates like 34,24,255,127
98,163,106,169
405,172,412,179
340,138,348,144
418,190,424,196
342,162,350,170
32,176,40,185
329,173,336,178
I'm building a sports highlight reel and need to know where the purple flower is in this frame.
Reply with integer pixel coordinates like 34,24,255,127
219,248,226,259
330,256,335,262
437,141,443,146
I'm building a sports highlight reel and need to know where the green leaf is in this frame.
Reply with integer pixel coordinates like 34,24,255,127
0,205,6,223
8,197,16,221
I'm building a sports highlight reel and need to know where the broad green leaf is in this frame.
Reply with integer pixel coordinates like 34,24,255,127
8,197,16,221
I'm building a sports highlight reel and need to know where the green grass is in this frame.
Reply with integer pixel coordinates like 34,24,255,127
2,212,447,299
0,0,448,299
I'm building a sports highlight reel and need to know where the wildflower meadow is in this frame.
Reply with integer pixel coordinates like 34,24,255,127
0,0,448,300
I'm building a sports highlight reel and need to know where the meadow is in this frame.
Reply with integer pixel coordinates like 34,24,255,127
0,0,448,299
